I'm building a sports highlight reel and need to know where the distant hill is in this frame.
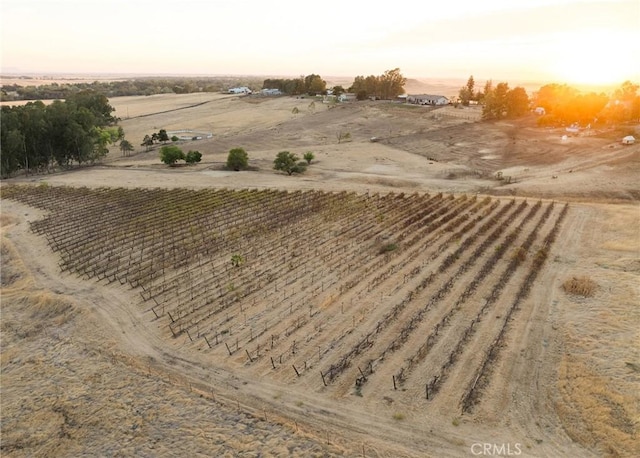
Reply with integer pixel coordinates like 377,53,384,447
403,78,463,97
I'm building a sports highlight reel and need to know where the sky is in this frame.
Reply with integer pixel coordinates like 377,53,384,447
1,0,639,87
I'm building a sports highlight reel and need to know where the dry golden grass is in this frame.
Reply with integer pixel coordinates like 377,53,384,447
562,276,598,297
557,357,639,457
1,231,353,457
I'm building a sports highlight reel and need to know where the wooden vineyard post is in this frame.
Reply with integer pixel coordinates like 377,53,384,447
321,371,327,386
393,375,397,390
293,364,300,377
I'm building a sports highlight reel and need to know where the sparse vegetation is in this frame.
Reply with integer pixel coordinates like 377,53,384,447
303,151,315,165
562,276,598,297
231,254,244,267
378,243,398,254
336,131,351,144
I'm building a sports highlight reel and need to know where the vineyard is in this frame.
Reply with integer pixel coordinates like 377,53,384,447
1,184,568,415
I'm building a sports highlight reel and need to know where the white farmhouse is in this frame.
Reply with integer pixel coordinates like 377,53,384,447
338,93,357,102
407,94,449,106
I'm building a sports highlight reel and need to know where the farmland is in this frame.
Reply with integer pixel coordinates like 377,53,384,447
1,91,639,457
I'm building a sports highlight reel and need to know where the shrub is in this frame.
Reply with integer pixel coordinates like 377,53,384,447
303,151,315,164
379,243,398,254
227,148,248,171
274,151,306,175
231,254,244,267
185,150,202,164
562,276,597,297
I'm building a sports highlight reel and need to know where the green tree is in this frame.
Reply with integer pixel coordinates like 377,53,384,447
66,89,117,126
158,129,170,143
120,139,134,156
91,126,114,163
459,75,475,106
0,127,24,177
332,85,346,96
185,150,202,164
505,87,530,118
159,145,185,165
274,151,305,175
142,134,154,151
349,69,406,100
171,135,179,142
227,147,248,171
303,151,315,164
304,74,326,95
379,68,407,100
483,82,509,120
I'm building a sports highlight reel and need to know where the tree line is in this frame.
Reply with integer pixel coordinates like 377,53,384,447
262,74,328,96
3,69,409,104
0,90,122,177
459,75,639,125
1,76,266,102
348,68,407,100
263,68,408,100
534,81,639,126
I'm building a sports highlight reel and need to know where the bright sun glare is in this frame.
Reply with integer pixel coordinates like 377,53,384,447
549,32,638,86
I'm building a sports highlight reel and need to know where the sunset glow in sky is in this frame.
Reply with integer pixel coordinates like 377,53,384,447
1,0,638,86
